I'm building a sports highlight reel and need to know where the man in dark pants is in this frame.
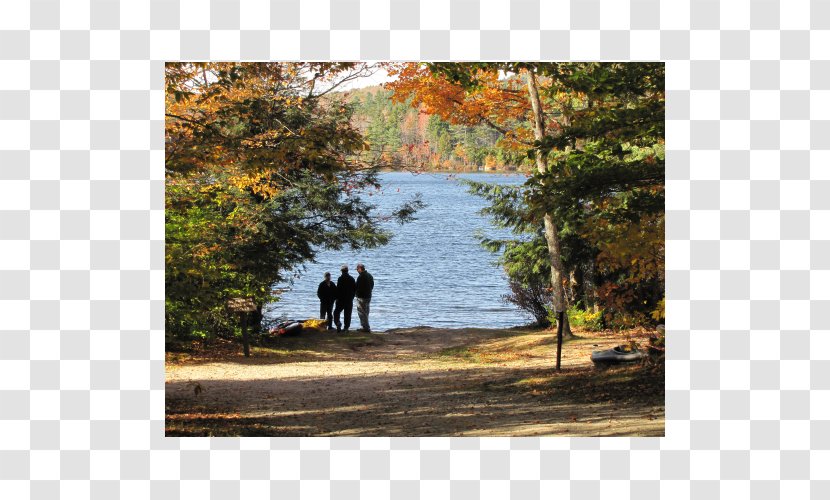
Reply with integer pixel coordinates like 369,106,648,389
355,263,374,332
333,265,356,333
316,272,337,330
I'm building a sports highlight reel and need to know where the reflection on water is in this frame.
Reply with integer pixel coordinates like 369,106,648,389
264,172,531,330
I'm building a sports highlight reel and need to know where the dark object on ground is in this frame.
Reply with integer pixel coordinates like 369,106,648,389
270,321,303,336
591,345,646,364
185,381,203,397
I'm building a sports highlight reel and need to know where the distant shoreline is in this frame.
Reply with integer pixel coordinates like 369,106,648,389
376,167,530,175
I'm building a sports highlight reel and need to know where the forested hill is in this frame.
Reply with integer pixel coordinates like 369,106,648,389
344,85,528,172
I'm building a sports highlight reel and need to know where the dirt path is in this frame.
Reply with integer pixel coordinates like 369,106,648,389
166,327,664,437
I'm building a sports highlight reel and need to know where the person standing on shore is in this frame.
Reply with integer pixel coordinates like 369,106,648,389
316,272,337,330
355,263,374,333
333,265,356,333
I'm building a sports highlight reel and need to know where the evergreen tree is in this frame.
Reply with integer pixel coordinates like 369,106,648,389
405,62,665,329
165,63,423,340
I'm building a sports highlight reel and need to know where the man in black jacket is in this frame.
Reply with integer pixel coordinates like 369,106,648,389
316,272,337,330
355,263,374,332
333,265,356,333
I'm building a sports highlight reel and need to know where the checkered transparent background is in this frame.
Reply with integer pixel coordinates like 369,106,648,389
1,0,829,498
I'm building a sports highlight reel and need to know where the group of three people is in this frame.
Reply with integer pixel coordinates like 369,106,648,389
317,263,374,333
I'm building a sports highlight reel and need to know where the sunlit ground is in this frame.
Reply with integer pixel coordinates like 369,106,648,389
166,326,664,437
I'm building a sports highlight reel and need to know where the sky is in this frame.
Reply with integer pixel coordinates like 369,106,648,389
338,65,395,90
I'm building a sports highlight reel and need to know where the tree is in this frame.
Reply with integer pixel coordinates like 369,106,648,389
386,63,574,336
165,63,423,340
388,62,665,332
528,63,665,325
524,69,570,334
463,180,553,325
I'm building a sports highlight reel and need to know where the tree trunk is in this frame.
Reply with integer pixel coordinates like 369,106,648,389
567,269,577,306
240,312,250,358
250,304,264,333
583,260,600,313
525,70,572,338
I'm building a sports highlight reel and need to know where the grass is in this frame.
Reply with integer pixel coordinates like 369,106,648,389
426,327,663,409
166,329,386,365
431,346,536,364
508,363,665,407
433,346,478,361
426,327,594,365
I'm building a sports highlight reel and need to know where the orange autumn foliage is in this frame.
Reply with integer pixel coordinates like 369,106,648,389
166,62,369,199
385,63,534,152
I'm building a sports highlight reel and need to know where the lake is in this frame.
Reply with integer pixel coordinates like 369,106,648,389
264,171,532,330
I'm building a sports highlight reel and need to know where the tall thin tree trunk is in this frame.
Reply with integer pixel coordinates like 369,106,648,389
525,70,572,338
583,260,600,313
567,269,577,306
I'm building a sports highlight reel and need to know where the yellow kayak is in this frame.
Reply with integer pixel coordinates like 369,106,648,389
303,318,327,330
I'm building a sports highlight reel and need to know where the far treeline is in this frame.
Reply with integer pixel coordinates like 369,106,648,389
165,62,664,343
348,86,524,171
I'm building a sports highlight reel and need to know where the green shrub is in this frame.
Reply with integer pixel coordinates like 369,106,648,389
555,305,605,331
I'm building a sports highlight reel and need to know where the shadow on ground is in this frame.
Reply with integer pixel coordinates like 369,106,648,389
166,362,663,437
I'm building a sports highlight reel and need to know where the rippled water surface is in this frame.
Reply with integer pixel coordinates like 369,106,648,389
265,172,530,330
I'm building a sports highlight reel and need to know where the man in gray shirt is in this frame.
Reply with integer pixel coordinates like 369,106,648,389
355,263,374,333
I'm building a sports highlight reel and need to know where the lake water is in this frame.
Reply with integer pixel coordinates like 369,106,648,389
264,171,531,330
